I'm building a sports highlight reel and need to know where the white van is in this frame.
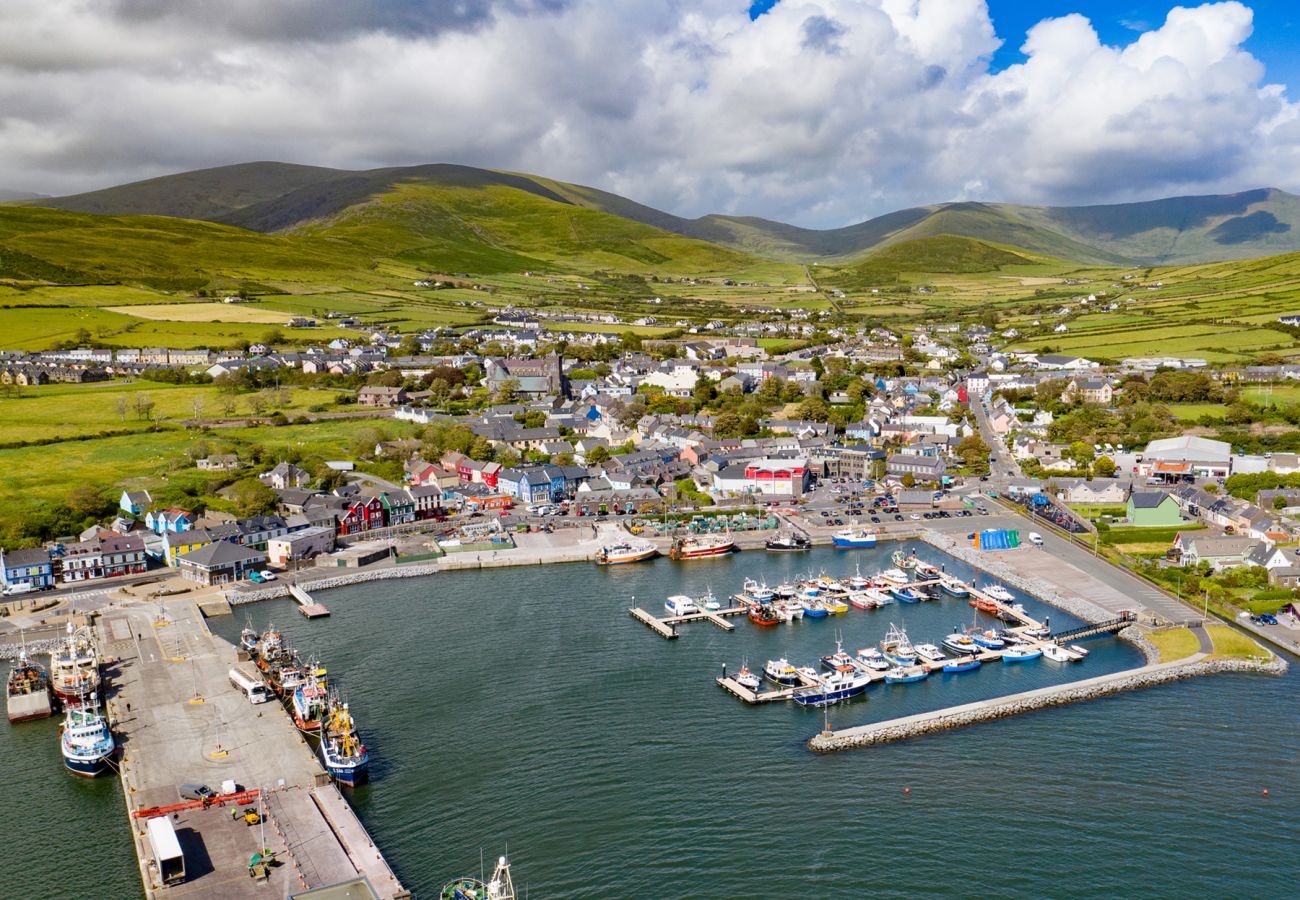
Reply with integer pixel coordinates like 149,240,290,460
1,582,35,596
1028,532,1044,547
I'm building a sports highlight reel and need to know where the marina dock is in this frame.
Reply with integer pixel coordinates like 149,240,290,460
288,583,330,618
629,604,747,639
97,600,406,899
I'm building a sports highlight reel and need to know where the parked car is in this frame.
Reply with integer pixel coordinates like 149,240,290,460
179,783,216,801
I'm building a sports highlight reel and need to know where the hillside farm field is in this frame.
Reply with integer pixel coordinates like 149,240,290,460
0,381,341,444
104,302,293,324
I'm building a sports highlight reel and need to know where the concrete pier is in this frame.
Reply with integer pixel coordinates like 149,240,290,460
98,599,407,899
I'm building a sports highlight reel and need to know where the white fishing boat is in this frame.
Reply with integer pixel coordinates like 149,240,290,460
914,643,947,662
664,595,699,616
880,622,918,666
742,578,775,603
877,568,910,586
855,647,890,671
1042,643,1072,663
847,565,870,591
764,657,801,685
983,584,1015,603
1002,645,1042,663
698,586,722,611
736,661,762,691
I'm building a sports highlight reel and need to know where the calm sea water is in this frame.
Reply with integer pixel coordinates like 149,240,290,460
4,543,1297,897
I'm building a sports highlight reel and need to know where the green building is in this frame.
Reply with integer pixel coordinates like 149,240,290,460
1126,491,1182,527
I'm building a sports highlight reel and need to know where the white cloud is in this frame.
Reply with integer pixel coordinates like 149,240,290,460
0,0,1294,226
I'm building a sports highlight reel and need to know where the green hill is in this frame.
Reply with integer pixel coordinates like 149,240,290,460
826,235,1052,290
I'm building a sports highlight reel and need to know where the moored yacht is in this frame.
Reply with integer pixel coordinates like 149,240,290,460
792,668,872,706
664,595,699,616
764,657,801,685
914,643,946,662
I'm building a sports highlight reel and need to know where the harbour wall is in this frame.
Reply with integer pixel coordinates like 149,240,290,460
808,653,1288,753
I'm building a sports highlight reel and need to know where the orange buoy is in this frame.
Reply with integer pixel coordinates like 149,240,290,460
1263,788,1269,797
904,787,910,795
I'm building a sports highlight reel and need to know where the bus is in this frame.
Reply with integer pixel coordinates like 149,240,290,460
228,665,271,704
146,815,185,885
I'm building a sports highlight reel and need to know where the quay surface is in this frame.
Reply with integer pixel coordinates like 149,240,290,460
98,598,407,899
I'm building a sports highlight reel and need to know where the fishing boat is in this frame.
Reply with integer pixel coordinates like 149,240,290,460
822,596,849,616
820,637,856,672
773,582,797,600
765,531,811,552
664,595,699,616
1002,645,1042,663
942,632,981,655
855,647,890,671
1042,643,1072,663
764,657,801,685
7,644,52,722
983,584,1016,603
320,697,369,787
969,596,1002,614
774,600,804,622
942,656,982,673
848,591,879,610
796,581,822,600
847,565,870,591
735,661,762,691
914,643,947,662
748,603,781,626
239,616,259,655
883,665,929,684
800,598,829,619
48,622,101,709
877,568,910,586
595,539,658,565
890,585,923,604
291,680,328,732
832,525,877,549
60,692,115,776
915,561,941,578
442,854,516,900
698,586,722,611
967,628,1005,650
792,668,872,707
742,578,775,603
880,623,918,666
891,549,918,570
939,576,970,598
669,534,735,560
814,574,847,595
255,624,285,673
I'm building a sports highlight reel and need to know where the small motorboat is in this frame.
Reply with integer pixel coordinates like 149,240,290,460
801,598,829,619
914,643,946,662
1042,643,1072,663
915,561,941,578
736,662,762,691
983,584,1016,603
877,568,910,586
822,597,849,616
848,591,878,610
764,658,801,685
883,665,929,684
969,597,1001,614
969,629,1005,650
1068,644,1090,658
847,565,870,591
698,587,722,612
664,595,699,616
939,577,970,598
942,656,982,673
778,600,805,621
855,647,890,671
820,638,856,672
748,603,781,626
942,632,981,655
1002,645,1042,663
890,585,923,604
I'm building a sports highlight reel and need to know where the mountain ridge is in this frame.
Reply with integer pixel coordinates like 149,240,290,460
15,162,1300,266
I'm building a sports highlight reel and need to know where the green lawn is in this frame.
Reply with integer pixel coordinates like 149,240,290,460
1206,624,1273,660
1147,627,1201,663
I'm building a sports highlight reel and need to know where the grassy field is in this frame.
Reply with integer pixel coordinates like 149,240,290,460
1206,624,1272,660
0,381,339,444
104,302,294,324
1147,627,1201,662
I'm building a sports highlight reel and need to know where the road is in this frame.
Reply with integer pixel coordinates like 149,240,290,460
970,390,1023,482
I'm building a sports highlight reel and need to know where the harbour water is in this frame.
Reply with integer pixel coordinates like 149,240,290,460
3,543,1297,897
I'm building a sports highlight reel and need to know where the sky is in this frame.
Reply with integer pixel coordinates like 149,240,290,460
2,1,1300,227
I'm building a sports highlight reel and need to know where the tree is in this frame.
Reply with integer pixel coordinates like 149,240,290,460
1274,494,1288,510
793,397,829,421
586,445,611,464
230,477,278,517
192,395,204,422
955,434,991,475
220,395,237,417
65,484,109,519
261,328,285,347
901,472,916,488
1067,440,1095,474
116,394,129,422
712,412,758,438
494,378,520,404
248,394,268,417
133,392,155,421
692,374,717,407
1093,455,1117,478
